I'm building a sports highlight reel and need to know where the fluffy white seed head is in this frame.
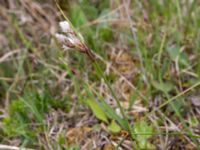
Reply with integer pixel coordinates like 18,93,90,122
62,45,70,50
67,34,81,45
55,33,82,49
55,33,67,43
55,20,87,51
59,21,71,33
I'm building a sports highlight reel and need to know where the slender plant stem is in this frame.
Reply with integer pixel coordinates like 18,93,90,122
92,60,135,140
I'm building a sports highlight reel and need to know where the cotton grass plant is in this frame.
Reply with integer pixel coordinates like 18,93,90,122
55,19,135,140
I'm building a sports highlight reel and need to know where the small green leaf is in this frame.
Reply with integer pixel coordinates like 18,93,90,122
179,53,189,67
152,81,173,92
87,99,108,123
99,100,128,130
166,45,189,67
167,46,179,61
107,120,121,133
133,121,154,149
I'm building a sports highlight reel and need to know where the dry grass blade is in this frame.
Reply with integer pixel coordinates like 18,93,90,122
0,144,34,150
0,50,20,63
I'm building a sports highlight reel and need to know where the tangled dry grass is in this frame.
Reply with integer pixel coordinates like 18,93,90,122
0,0,200,150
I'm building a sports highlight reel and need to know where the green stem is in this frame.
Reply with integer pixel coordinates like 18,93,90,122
93,60,135,140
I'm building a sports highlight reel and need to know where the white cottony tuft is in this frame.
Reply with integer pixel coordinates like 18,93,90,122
55,33,67,43
55,20,87,51
62,45,70,50
55,33,81,45
59,21,71,33
67,34,81,45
